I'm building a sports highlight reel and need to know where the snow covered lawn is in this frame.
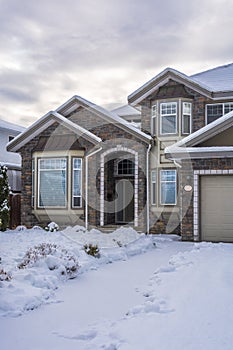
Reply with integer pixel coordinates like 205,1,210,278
1,225,233,349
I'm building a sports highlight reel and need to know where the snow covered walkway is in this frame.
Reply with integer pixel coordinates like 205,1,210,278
1,227,233,350
0,234,190,350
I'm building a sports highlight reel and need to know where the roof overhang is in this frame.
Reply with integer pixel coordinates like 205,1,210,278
165,146,233,161
128,68,214,106
128,67,233,106
7,111,102,152
165,110,233,161
56,95,151,144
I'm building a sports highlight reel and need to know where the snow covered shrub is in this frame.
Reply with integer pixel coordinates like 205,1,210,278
84,243,100,258
0,165,10,231
0,269,12,281
18,243,79,279
45,222,59,232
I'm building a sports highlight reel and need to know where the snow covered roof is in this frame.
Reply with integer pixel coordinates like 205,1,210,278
112,105,141,118
56,95,150,143
165,110,233,160
191,63,233,92
128,63,233,106
0,118,25,133
7,111,102,152
8,96,151,152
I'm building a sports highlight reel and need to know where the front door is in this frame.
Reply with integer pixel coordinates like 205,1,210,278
115,179,134,223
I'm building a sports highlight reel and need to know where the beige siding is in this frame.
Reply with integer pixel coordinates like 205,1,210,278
201,175,233,242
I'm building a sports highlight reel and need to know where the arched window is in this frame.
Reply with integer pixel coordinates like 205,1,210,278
117,159,134,175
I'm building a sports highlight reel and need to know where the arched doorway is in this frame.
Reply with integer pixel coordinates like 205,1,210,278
100,146,138,227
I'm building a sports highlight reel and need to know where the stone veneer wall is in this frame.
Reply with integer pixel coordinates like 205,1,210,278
18,109,149,229
139,80,214,135
180,158,233,241
19,123,93,228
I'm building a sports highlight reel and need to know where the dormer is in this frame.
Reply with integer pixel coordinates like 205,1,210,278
128,64,233,136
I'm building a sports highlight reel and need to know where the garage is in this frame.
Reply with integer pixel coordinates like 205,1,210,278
201,175,233,242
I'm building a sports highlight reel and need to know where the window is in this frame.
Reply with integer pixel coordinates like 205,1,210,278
32,159,35,207
151,170,156,205
38,158,67,207
151,104,157,135
72,158,82,208
206,103,233,124
117,159,134,175
182,102,192,134
160,170,176,205
160,102,177,134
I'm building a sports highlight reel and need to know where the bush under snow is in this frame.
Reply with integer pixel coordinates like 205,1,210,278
18,243,79,279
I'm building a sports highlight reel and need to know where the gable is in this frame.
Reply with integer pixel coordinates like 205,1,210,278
128,68,213,106
149,80,195,101
7,111,102,153
67,107,149,144
198,126,233,147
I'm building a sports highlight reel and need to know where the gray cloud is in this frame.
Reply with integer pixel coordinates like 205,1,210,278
0,0,233,126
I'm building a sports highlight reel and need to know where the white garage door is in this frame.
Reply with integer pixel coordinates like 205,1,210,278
201,175,233,242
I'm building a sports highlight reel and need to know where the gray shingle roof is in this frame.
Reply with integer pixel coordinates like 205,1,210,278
191,63,233,92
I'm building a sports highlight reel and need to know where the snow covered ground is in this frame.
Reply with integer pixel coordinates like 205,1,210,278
1,225,233,349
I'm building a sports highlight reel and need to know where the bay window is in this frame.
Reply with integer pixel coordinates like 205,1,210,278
160,102,177,134
160,169,177,205
72,158,82,208
151,104,157,135
182,102,192,134
38,158,67,207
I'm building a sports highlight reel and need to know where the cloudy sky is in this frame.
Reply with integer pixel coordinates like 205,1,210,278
0,0,232,127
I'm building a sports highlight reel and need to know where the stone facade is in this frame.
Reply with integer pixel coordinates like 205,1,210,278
18,107,149,230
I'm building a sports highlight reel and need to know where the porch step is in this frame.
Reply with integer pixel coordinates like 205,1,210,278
96,225,144,234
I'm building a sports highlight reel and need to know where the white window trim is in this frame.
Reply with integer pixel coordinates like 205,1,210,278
32,159,35,208
205,102,233,125
151,170,157,205
72,158,82,208
160,169,177,206
160,102,178,135
117,159,135,176
38,157,67,209
151,104,157,135
182,102,192,134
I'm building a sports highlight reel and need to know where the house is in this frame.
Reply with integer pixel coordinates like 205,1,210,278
0,119,25,192
7,63,233,242
112,105,141,129
128,62,233,242
7,97,151,230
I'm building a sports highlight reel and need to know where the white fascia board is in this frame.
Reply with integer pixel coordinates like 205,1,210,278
57,95,151,142
165,146,233,160
128,68,213,105
7,114,55,152
7,111,102,152
173,110,233,148
52,112,102,143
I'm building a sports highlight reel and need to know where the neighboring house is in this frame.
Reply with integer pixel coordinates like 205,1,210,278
7,63,233,242
112,105,141,129
0,119,25,192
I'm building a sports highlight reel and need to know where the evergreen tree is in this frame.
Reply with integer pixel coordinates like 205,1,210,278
0,165,10,231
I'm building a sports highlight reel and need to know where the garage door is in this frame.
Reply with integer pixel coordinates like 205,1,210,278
201,175,233,242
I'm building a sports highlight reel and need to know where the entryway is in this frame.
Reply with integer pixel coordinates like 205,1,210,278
100,146,139,227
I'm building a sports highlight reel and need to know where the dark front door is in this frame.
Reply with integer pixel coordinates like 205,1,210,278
115,179,134,223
